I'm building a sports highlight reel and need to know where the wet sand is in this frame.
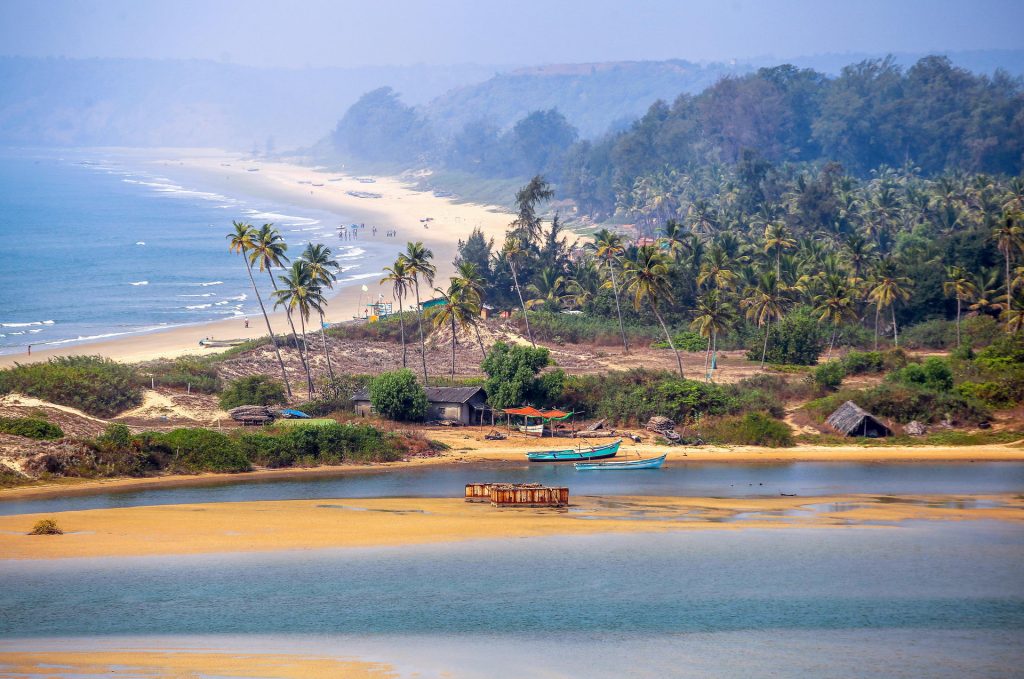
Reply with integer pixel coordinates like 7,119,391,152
1,494,1020,560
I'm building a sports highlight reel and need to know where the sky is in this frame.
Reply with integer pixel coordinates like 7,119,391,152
1,0,1021,68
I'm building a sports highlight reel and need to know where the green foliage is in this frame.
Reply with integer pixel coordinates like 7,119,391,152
0,416,63,440
652,330,707,352
812,361,846,390
841,350,885,374
143,356,222,394
29,519,62,535
325,313,416,343
512,311,662,347
976,333,1024,370
296,375,369,417
0,356,141,417
481,342,556,409
144,428,251,473
806,382,989,426
746,307,825,366
96,423,133,451
218,375,287,410
700,412,794,447
890,357,954,392
240,422,401,468
369,369,428,422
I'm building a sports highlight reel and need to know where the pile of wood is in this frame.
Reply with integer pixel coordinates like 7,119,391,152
228,405,275,425
646,415,680,442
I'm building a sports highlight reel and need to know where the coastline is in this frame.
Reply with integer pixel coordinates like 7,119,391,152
0,147,514,367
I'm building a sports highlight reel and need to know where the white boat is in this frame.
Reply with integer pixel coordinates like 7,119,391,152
518,424,544,435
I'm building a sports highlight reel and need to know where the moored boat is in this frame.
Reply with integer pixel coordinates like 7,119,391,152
518,423,544,435
526,438,621,462
574,453,667,471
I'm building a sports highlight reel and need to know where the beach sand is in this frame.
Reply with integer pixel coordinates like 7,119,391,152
1,494,1020,560
0,148,514,367
0,651,394,678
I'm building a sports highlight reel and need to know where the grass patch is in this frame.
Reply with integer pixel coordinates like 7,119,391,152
0,416,63,440
29,519,62,535
0,356,142,417
699,412,794,447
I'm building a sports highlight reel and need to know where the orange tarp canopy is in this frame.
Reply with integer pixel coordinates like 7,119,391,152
502,407,571,419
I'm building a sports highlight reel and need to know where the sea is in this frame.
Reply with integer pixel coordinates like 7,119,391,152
0,148,381,355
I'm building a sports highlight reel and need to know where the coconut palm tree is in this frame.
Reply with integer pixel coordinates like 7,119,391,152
586,228,629,353
273,261,317,396
249,223,308,379
300,243,340,379
813,274,858,359
400,241,436,384
690,289,736,379
431,279,483,381
381,258,414,368
525,267,568,311
500,235,535,348
564,258,602,310
622,245,683,377
763,222,796,278
1002,291,1024,334
992,211,1023,330
943,266,978,348
742,270,790,370
697,244,737,291
967,268,1004,318
226,221,292,398
453,260,488,358
868,259,913,348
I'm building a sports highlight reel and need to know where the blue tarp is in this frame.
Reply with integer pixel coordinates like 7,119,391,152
280,409,311,419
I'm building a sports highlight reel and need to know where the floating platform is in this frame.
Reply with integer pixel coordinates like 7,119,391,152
465,482,569,507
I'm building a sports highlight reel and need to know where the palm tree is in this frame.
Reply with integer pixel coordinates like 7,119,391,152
813,274,858,359
742,270,790,370
453,260,488,358
992,211,1023,331
623,245,683,377
690,289,736,379
401,241,436,384
525,267,567,311
967,268,1003,318
564,258,602,310
226,221,291,398
380,258,414,368
431,279,483,381
249,223,308,380
943,266,978,348
501,236,535,348
763,222,796,278
273,261,316,396
300,243,339,379
868,259,913,348
697,244,737,291
587,228,629,353
1002,291,1024,334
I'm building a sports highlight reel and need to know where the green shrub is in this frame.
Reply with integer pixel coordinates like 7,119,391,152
325,313,414,342
812,361,846,390
144,356,222,394
239,422,402,467
0,356,141,417
858,382,988,425
218,375,287,410
653,331,707,352
96,423,133,451
955,381,1014,408
369,369,428,421
901,318,956,350
0,417,63,440
842,350,885,374
295,375,369,416
511,311,663,347
746,306,825,366
146,428,251,473
701,412,794,447
890,357,954,392
481,342,557,409
29,519,62,535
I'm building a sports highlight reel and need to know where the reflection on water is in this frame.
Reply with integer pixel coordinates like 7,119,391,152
2,462,1023,516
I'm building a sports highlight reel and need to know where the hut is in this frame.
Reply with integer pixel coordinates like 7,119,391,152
352,385,490,425
826,401,893,438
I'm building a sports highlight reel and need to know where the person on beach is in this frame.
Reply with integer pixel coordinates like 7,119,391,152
27,344,31,356
244,318,249,329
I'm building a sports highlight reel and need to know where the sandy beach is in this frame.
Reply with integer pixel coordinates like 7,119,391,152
1,493,1021,560
0,148,514,367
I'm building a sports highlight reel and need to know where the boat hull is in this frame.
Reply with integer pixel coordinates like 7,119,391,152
517,424,544,435
527,439,621,462
574,453,667,470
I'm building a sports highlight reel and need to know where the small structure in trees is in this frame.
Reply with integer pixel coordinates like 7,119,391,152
826,401,893,438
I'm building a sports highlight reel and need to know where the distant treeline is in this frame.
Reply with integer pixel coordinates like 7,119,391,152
330,56,1023,216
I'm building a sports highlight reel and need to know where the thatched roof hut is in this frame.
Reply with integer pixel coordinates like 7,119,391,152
826,401,893,438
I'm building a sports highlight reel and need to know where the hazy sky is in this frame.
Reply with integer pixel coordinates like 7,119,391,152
1,0,1021,68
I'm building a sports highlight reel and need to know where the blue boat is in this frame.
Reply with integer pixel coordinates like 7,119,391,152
574,453,667,471
526,438,621,462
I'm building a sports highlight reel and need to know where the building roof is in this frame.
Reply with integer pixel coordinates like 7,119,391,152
826,400,892,436
352,385,484,404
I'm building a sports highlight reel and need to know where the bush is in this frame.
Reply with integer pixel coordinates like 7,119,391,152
0,356,141,417
145,428,251,473
481,342,557,409
511,311,663,347
369,369,428,421
812,361,846,390
296,375,369,416
29,519,62,535
144,356,222,394
653,330,707,352
746,307,825,366
95,423,133,451
326,313,414,342
890,357,954,392
240,422,403,467
0,416,63,440
901,318,956,350
218,375,287,410
859,382,988,425
842,350,884,374
701,412,794,447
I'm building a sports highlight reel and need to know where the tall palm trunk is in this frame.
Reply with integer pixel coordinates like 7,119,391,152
827,326,837,360
955,296,962,348
397,293,408,368
651,305,683,377
891,305,899,348
1007,250,1013,334
760,318,771,370
510,263,535,348
474,323,487,359
874,306,880,350
298,313,313,397
413,279,429,385
267,270,312,392
318,311,334,380
450,314,457,383
704,336,712,378
609,265,629,354
245,259,291,398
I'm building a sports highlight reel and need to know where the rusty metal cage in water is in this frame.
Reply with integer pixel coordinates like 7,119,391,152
465,483,567,507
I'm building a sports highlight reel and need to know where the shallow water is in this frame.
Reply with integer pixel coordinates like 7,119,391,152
2,461,1022,516
2,524,1022,677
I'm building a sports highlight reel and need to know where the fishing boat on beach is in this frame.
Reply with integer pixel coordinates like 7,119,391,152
526,438,621,462
574,453,667,471
518,423,544,435
199,338,247,348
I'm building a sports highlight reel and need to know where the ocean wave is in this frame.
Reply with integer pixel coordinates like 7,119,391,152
341,271,385,283
223,294,248,302
337,247,366,259
130,281,149,286
179,293,216,297
1,320,55,328
242,209,318,225
185,303,213,310
194,281,224,287
136,241,146,246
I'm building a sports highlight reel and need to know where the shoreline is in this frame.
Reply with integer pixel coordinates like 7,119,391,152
0,147,514,367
